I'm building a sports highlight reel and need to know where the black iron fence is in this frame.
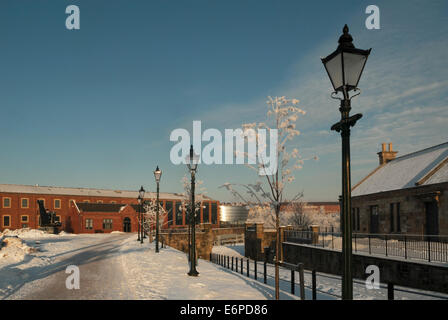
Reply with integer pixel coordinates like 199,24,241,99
209,252,448,300
284,230,448,263
210,252,317,300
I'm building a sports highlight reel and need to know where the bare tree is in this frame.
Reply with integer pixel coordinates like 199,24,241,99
141,200,170,240
221,96,316,300
286,201,312,230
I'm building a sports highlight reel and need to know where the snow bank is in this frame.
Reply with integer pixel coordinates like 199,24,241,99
0,237,37,263
0,228,75,239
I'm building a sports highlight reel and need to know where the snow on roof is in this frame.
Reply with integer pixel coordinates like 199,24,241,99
0,183,212,201
352,142,448,197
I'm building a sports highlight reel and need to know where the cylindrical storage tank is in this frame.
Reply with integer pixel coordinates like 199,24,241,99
219,205,249,225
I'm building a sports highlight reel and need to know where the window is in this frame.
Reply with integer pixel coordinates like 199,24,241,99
352,208,360,231
211,202,218,224
352,208,356,231
103,219,113,230
54,215,61,223
85,219,93,230
2,215,11,227
390,203,395,232
21,198,29,208
54,199,61,209
356,209,360,231
203,202,210,223
175,201,183,225
21,215,29,222
3,197,11,208
166,201,173,226
389,203,401,233
370,205,379,234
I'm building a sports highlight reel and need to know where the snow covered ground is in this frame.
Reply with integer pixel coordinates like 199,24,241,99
1,229,446,300
0,229,298,300
212,245,448,300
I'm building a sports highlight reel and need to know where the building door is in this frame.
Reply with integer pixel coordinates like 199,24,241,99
370,206,379,234
123,217,131,232
425,202,439,236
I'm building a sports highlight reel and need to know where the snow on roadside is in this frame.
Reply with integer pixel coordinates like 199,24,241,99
0,228,76,239
212,245,244,258
119,237,299,300
0,237,37,263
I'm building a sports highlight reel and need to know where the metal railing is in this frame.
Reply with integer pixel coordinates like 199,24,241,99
284,230,448,263
210,252,448,300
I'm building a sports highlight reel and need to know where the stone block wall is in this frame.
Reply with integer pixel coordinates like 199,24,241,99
159,224,245,261
351,182,448,235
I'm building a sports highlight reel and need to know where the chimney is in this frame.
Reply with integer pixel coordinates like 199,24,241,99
377,142,398,165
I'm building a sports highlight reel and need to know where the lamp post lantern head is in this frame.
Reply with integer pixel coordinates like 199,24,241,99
154,165,162,183
321,25,371,94
138,186,145,201
186,145,199,173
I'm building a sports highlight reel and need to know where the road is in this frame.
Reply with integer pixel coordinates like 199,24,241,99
6,234,135,300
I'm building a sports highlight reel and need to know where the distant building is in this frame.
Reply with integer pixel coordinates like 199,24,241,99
281,202,340,215
0,184,220,233
351,142,448,235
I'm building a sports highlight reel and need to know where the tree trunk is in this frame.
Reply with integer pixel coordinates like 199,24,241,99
275,205,280,300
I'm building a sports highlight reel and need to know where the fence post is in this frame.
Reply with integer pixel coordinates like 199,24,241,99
298,263,305,300
291,269,295,295
312,270,317,300
331,231,334,249
263,261,267,284
404,235,407,260
241,258,243,275
385,234,388,257
232,257,234,271
236,257,238,272
428,236,431,262
387,283,394,300
227,256,230,268
247,259,250,277
254,259,257,280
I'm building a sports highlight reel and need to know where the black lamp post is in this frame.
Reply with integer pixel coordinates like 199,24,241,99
186,144,199,276
138,186,145,244
154,166,162,253
321,25,371,300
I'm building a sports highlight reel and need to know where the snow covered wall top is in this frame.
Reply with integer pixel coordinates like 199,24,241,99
352,142,448,197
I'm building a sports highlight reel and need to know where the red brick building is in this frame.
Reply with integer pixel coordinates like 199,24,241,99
0,184,220,233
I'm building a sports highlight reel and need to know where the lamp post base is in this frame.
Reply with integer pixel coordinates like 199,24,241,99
187,269,199,277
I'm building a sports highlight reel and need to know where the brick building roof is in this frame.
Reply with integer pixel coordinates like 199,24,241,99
0,183,212,201
352,142,448,197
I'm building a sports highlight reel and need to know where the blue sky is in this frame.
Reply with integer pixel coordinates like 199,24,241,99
0,0,447,202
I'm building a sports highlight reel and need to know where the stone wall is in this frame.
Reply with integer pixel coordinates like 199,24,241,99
159,224,245,261
351,182,448,235
244,223,292,261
